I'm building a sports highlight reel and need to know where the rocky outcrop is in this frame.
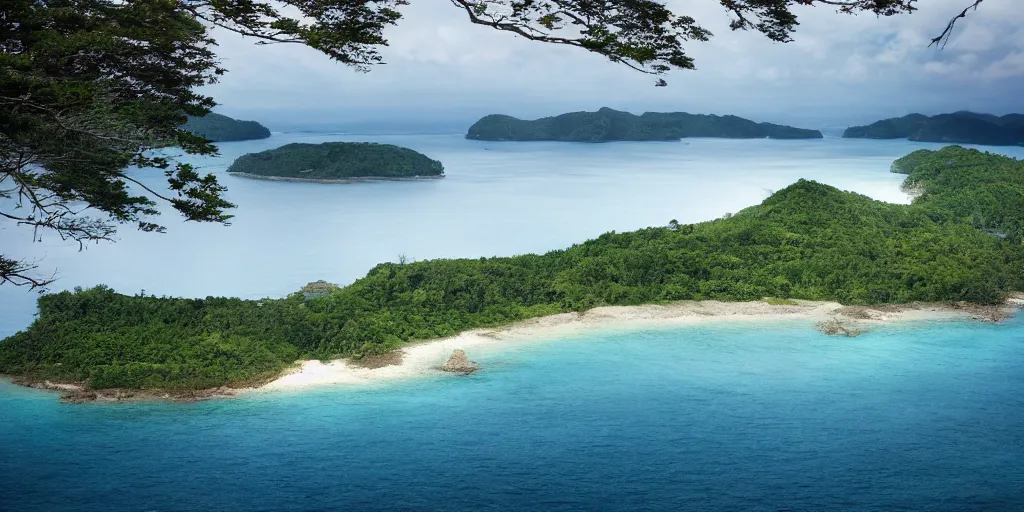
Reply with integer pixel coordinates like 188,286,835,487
58,387,237,404
948,301,1014,323
816,319,865,337
300,280,340,300
440,349,479,375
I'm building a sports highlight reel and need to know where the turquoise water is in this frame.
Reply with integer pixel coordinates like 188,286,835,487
3,135,1024,510
2,318,1023,511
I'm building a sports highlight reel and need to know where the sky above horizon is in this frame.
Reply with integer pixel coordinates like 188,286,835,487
203,0,1024,131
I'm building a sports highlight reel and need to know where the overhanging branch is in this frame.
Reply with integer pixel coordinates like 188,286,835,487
0,256,55,290
929,0,984,48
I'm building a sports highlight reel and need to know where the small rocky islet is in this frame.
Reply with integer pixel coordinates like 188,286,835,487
439,349,480,375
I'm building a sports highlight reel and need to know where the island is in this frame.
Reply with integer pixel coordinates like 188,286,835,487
465,107,824,142
2,146,1022,399
226,142,445,182
181,113,272,142
843,111,1024,146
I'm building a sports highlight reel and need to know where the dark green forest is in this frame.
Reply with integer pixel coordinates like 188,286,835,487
844,112,1024,146
227,142,444,180
2,146,1022,390
181,113,271,142
466,107,823,142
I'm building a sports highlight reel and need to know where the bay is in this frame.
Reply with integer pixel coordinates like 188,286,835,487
2,134,1023,511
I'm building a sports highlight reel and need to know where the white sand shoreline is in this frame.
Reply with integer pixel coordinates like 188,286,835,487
254,299,1020,394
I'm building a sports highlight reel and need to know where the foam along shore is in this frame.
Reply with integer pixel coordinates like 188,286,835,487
257,298,1020,392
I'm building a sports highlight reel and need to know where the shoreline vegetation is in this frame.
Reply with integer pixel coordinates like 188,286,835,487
227,172,444,184
9,298,1021,403
3,145,1024,402
466,107,824,142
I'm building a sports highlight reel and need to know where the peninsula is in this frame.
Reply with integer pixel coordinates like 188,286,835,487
2,146,1022,399
843,111,1024,146
227,142,445,182
181,113,272,142
465,107,824,142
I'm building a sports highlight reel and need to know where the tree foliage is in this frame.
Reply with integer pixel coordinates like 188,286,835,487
844,112,1024,146
0,0,977,287
182,113,271,142
892,146,1024,238
466,107,823,142
2,147,1022,390
227,142,444,180
1,0,234,288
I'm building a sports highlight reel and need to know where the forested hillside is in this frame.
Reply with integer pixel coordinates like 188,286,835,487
466,108,823,142
2,147,1021,390
227,142,444,180
181,113,271,142
844,112,1024,146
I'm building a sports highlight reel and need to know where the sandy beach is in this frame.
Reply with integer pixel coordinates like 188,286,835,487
257,299,1018,393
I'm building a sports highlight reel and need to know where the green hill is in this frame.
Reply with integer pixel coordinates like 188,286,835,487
181,113,271,142
2,147,1021,391
227,142,445,181
843,112,1024,146
466,107,823,142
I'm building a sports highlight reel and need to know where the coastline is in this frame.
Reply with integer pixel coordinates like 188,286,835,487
254,298,1019,393
227,172,444,184
9,298,1020,403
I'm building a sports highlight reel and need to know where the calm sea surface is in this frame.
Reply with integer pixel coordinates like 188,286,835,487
2,134,1023,511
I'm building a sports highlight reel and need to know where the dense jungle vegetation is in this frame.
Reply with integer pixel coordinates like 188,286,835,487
466,107,823,142
844,112,1024,146
181,113,271,142
2,146,1022,390
227,142,444,180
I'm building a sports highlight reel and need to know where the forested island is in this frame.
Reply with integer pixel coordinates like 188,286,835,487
843,111,1024,146
1,147,1022,394
227,142,445,182
181,113,272,142
465,107,824,142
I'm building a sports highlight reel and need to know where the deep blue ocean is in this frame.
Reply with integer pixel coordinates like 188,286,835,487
2,319,1023,511
2,134,1024,511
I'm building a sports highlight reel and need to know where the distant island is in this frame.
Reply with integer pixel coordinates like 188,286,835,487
465,107,824,142
2,146,1022,399
181,113,272,142
843,111,1024,146
227,142,445,183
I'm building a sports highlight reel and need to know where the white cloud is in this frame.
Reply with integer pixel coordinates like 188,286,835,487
950,22,997,52
203,0,1024,125
982,52,1024,78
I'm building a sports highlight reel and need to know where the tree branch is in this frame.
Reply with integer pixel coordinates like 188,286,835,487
0,255,55,291
930,0,984,48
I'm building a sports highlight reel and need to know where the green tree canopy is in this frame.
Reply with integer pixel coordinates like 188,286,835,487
1,0,973,287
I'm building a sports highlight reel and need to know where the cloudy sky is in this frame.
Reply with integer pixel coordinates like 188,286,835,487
203,0,1024,132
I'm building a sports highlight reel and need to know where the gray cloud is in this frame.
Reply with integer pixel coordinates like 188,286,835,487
204,0,1024,131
